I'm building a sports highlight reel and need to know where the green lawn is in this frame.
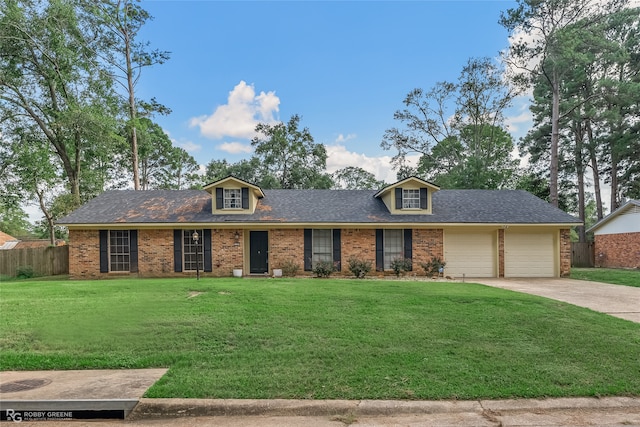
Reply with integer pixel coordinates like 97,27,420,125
1,278,639,400
571,268,640,287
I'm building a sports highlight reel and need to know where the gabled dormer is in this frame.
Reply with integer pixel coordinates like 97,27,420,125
374,177,439,215
203,176,265,215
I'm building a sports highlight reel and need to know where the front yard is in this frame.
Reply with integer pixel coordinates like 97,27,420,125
1,278,639,400
571,267,640,287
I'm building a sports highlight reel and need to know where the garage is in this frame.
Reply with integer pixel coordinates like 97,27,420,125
504,231,556,277
444,231,496,278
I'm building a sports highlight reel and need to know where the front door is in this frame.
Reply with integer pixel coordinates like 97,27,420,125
249,231,269,274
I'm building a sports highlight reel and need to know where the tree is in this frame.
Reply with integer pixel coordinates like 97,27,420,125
251,114,333,189
0,0,119,205
499,0,628,206
381,57,518,189
331,167,386,190
84,0,170,190
204,158,270,186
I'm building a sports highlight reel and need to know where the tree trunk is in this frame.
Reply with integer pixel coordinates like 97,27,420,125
585,120,603,220
574,122,586,243
550,69,560,207
125,23,140,191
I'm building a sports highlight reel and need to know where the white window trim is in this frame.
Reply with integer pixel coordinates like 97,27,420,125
183,229,204,272
402,188,421,209
383,229,404,270
224,188,242,209
312,229,333,268
108,230,130,272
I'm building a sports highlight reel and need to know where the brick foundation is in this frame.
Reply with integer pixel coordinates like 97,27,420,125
594,232,640,269
560,229,572,276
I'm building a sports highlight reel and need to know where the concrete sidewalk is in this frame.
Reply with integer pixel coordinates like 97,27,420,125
476,278,640,323
1,369,640,426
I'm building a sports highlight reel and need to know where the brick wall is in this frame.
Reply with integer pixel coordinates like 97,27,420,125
594,232,640,269
560,229,572,276
138,229,175,277
270,229,305,274
412,229,444,275
212,229,244,277
68,230,100,279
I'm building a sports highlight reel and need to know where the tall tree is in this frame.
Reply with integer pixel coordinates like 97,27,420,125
251,114,333,189
0,0,118,205
499,0,627,206
381,57,518,189
84,0,170,190
331,167,386,190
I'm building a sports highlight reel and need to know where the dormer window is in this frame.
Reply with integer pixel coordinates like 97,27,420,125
224,189,242,209
402,189,421,209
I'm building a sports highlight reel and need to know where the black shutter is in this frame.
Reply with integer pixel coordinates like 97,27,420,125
304,229,312,271
203,229,212,272
129,230,138,273
99,230,108,273
332,229,341,271
375,229,384,271
216,188,223,209
420,188,428,209
404,229,413,271
174,229,183,272
242,187,249,209
395,188,402,209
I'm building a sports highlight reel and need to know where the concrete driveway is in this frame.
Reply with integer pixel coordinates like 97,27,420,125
476,278,640,323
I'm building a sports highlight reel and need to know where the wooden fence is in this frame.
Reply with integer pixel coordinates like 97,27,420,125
0,246,69,278
571,242,594,268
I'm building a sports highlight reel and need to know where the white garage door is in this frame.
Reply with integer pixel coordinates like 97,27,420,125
505,231,555,277
444,231,496,278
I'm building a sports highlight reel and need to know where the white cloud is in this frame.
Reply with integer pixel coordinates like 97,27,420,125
325,144,420,184
189,81,280,139
217,141,253,154
335,133,356,143
178,141,201,153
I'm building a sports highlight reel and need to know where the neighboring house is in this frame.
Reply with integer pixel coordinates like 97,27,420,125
0,231,19,250
57,176,580,279
587,200,640,269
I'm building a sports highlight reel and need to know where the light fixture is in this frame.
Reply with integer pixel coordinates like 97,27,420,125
234,231,240,246
192,230,200,280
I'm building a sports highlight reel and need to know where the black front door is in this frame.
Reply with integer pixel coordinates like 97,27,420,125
249,231,269,274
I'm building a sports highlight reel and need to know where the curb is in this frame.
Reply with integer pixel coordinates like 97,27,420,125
129,396,640,420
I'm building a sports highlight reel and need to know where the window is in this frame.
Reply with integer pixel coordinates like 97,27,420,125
383,229,403,269
183,229,204,272
312,229,332,267
402,189,420,209
109,230,130,272
224,189,242,209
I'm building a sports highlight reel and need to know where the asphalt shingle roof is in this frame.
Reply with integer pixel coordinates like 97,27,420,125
57,189,580,225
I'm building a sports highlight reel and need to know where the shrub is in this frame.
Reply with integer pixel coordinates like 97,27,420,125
348,257,372,279
390,258,412,277
312,260,336,278
280,259,300,277
16,265,35,279
420,257,447,277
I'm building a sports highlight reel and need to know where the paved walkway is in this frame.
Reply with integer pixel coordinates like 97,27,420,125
476,278,640,323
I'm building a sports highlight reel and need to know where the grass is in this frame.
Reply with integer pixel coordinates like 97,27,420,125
571,268,640,287
1,277,639,400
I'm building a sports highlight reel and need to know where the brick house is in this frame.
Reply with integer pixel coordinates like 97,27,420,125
587,199,640,269
57,176,580,279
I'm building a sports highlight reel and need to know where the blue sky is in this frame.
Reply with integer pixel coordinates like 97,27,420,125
138,0,528,182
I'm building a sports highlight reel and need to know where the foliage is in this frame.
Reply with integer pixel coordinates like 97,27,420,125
347,257,372,278
420,257,447,277
390,258,412,277
133,118,199,190
251,115,333,189
15,266,35,279
279,259,300,277
0,203,32,237
205,158,265,186
3,278,640,400
571,268,640,288
311,260,336,278
332,167,386,190
381,58,518,189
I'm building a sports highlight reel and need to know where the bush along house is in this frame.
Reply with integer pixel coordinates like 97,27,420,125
57,176,581,279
